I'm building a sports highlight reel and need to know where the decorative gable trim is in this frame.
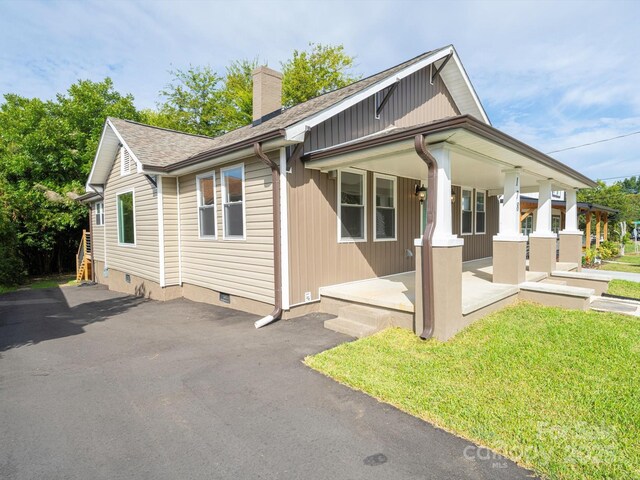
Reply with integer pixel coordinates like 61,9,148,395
284,45,490,142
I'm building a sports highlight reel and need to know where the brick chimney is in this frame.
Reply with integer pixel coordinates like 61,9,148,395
252,66,283,123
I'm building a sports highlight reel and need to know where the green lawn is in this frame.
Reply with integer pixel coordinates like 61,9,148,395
306,303,640,480
599,253,640,274
0,274,76,294
608,279,640,299
28,274,76,289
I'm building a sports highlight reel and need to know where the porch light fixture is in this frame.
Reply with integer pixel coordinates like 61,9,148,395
414,184,427,203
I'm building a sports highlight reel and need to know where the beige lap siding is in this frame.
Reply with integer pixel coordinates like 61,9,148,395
103,149,160,283
178,156,275,305
161,177,180,285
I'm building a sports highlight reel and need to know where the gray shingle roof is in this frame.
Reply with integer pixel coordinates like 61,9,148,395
108,118,221,168
109,46,445,170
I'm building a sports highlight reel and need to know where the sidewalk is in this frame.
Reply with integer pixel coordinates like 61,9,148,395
582,268,640,283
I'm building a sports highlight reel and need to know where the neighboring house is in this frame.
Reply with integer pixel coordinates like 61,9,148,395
520,195,617,246
79,45,601,340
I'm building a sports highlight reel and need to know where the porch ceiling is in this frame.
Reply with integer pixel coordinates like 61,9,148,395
303,116,596,193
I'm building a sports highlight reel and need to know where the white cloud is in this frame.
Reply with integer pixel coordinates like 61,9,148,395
1,0,639,180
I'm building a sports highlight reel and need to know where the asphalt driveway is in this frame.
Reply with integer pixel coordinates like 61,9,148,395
0,285,535,479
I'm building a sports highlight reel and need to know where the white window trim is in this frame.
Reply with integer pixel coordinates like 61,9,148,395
460,186,474,236
116,188,136,247
94,201,104,227
221,163,246,241
474,190,486,235
373,173,397,242
196,171,218,240
337,168,367,243
120,146,133,176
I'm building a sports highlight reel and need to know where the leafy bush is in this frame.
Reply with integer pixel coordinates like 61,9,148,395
583,247,598,267
0,204,25,286
599,241,620,258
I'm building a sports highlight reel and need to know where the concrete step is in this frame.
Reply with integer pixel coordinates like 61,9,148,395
337,304,393,328
324,317,379,338
540,279,568,286
590,296,640,317
520,281,594,298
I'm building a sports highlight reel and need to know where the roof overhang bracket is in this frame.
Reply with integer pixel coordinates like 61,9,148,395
145,174,158,188
375,80,399,119
430,53,453,84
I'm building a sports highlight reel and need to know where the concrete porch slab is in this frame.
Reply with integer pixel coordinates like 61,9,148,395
319,272,416,313
319,258,525,317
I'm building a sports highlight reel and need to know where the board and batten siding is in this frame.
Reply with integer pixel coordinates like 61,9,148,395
304,65,459,152
451,185,499,262
178,156,275,305
90,203,105,262
287,157,420,306
161,177,180,286
104,149,160,283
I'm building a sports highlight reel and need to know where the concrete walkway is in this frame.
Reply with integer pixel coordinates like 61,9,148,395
0,285,535,480
582,268,640,282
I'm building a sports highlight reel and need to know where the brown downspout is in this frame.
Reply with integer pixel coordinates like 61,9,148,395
414,134,438,339
253,142,282,327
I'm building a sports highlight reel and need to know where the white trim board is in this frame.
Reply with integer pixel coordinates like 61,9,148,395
279,147,290,310
157,177,165,287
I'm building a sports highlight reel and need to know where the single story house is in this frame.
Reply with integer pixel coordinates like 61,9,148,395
79,44,604,340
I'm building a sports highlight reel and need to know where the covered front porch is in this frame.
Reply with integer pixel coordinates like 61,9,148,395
303,116,599,340
319,258,582,336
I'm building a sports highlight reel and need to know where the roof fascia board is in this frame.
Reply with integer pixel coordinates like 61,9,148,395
85,120,109,188
106,119,144,173
284,46,454,141
448,47,491,124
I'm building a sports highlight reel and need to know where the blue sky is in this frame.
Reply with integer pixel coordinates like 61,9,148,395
1,0,639,182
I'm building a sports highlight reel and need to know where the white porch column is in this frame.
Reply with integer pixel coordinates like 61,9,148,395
413,143,463,341
427,145,464,247
496,168,527,240
559,188,583,270
529,179,557,273
533,179,553,236
561,188,580,233
493,168,527,284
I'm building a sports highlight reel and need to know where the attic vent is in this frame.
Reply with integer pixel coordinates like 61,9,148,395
120,146,133,176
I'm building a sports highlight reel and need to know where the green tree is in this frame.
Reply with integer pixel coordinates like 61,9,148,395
0,78,139,276
577,181,640,238
152,43,360,136
219,58,258,131
281,42,360,107
620,175,640,194
156,65,224,137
